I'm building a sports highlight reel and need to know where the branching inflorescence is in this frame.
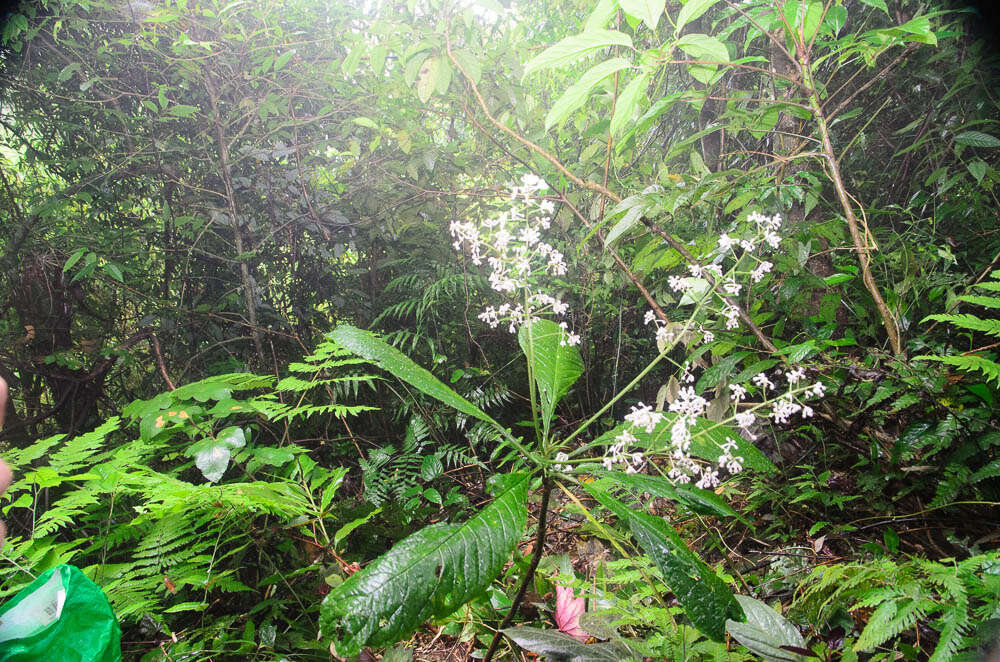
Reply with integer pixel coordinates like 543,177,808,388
450,174,580,346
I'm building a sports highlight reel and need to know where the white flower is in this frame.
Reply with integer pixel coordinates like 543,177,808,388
786,367,806,385
553,452,570,473
763,229,781,249
539,199,555,214
729,383,747,402
735,411,755,428
750,260,773,283
752,373,775,390
696,469,720,489
519,227,540,246
771,394,802,424
668,387,708,418
655,325,674,346
718,233,735,252
625,402,663,434
723,303,740,330
810,381,826,398
521,173,545,192
644,310,657,325
722,279,741,295
669,275,690,292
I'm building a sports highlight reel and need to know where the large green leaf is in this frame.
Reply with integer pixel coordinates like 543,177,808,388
504,626,638,661
545,58,631,132
955,130,1000,148
320,473,530,656
329,325,498,427
585,486,742,641
518,319,584,431
675,33,729,84
523,30,633,78
726,595,809,662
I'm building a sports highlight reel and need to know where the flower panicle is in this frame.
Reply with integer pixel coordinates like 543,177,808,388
450,174,580,346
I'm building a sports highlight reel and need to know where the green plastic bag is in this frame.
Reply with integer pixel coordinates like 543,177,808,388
0,564,122,661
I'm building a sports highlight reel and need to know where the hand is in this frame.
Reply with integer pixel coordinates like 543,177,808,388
0,377,11,546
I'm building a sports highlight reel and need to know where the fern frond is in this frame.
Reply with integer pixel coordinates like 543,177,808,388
913,354,1000,386
928,605,971,662
855,599,900,651
958,294,1000,309
920,313,1000,338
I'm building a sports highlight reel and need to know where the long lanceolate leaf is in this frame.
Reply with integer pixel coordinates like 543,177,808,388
329,325,501,428
584,485,742,641
320,473,530,656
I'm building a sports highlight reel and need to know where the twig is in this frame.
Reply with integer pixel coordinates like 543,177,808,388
150,334,176,390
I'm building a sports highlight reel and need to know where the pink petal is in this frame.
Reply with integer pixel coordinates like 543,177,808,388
554,583,590,642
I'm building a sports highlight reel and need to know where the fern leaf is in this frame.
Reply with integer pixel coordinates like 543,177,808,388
928,605,971,662
913,354,1000,385
958,294,1000,309
970,459,1000,483
855,599,901,651
920,313,1000,338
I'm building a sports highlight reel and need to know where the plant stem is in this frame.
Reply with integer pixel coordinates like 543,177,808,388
797,44,903,356
483,477,553,662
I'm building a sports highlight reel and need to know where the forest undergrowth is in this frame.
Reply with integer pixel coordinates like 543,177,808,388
0,0,998,660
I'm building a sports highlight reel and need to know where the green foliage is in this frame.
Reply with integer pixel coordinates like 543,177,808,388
915,271,1000,385
2,0,999,658
794,553,1000,660
319,473,530,657
585,484,742,642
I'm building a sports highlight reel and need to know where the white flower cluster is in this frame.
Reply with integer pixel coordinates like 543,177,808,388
605,365,826,489
450,174,580,346
602,428,644,474
648,211,784,345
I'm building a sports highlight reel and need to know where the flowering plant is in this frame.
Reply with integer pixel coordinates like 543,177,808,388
320,174,827,660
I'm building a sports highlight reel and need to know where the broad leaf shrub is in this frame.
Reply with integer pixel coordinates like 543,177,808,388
318,177,826,659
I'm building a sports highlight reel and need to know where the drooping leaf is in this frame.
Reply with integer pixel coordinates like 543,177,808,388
675,33,729,84
319,473,530,656
523,30,633,78
416,56,444,103
584,0,618,31
518,319,584,431
168,103,200,117
545,58,631,132
504,626,638,661
618,0,665,31
330,325,500,428
726,595,809,662
954,131,1000,148
610,70,649,138
584,486,742,641
857,0,889,14
675,0,723,35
